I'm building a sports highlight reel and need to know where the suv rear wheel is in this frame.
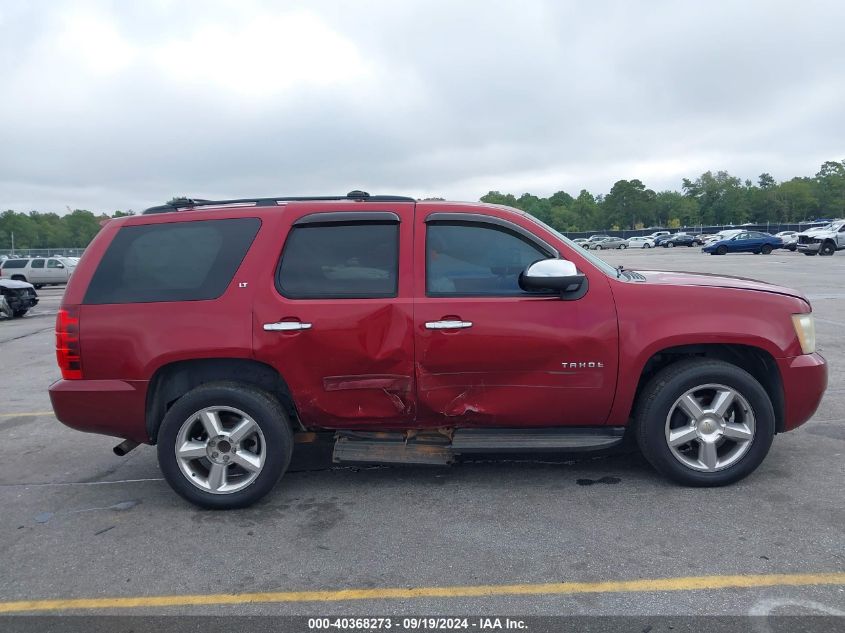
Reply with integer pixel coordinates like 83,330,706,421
157,382,293,509
635,359,774,486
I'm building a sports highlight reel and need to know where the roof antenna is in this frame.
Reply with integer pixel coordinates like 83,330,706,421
346,190,370,200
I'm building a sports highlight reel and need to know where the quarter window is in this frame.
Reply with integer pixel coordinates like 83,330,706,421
84,218,261,304
1,259,27,269
277,222,399,299
426,222,550,296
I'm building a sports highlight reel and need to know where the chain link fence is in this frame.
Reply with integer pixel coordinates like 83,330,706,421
0,248,86,259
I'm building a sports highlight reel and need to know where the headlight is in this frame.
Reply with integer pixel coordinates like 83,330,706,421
791,313,816,355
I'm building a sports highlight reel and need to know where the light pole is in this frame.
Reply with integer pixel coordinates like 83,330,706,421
10,231,14,256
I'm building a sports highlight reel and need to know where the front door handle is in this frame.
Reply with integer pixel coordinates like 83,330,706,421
425,320,473,330
263,321,312,332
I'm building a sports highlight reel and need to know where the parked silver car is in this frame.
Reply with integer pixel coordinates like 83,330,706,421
589,237,628,250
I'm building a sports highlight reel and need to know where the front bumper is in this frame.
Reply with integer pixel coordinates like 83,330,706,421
776,353,827,431
797,242,821,253
49,379,149,443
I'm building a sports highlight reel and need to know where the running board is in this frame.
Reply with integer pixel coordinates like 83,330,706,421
332,428,625,465
450,427,625,453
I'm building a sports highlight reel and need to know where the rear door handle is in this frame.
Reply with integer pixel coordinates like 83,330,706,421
425,320,473,330
263,321,312,332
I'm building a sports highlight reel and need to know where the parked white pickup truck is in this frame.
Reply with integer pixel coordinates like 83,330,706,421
796,219,845,256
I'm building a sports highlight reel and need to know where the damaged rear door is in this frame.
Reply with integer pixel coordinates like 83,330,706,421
413,205,619,428
253,203,416,429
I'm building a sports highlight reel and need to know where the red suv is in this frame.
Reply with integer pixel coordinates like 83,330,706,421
49,192,827,508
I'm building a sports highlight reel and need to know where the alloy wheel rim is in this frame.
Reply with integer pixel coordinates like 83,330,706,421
664,383,755,472
175,406,266,494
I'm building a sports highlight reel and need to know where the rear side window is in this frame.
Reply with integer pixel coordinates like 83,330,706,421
84,218,261,304
2,259,28,269
277,223,398,299
31,259,45,268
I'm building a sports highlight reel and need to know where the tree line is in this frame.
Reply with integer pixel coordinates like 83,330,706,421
481,159,845,232
1,159,844,249
0,209,134,250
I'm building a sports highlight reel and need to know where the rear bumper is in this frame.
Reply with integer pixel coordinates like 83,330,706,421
49,379,149,443
777,353,828,431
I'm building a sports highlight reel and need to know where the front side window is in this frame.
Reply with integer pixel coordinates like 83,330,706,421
426,222,550,296
277,222,399,299
47,259,62,268
31,259,45,269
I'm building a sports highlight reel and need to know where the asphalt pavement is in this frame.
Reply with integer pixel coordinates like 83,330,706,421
0,250,842,617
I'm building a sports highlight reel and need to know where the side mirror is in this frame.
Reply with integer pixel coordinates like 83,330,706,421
56,263,64,268
519,259,586,297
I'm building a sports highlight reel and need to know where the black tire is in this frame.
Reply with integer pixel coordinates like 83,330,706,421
644,243,651,249
619,244,627,249
788,245,797,252
12,309,28,318
157,382,293,509
667,242,675,248
634,359,775,487
716,245,728,255
820,241,836,256
761,244,773,255
594,245,602,250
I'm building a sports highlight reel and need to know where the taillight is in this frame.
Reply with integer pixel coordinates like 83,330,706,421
56,307,82,380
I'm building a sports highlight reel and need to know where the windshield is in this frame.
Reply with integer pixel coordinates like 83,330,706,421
522,215,620,278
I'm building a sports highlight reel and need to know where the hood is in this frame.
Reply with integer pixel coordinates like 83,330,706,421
797,227,829,237
0,279,35,290
635,270,806,301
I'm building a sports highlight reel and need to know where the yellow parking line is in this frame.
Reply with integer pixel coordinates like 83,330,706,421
0,572,843,613
0,411,53,418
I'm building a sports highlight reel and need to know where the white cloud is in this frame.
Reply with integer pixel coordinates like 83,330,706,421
0,0,843,213
151,12,371,98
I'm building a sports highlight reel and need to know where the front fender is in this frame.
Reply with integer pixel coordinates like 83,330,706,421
606,282,806,425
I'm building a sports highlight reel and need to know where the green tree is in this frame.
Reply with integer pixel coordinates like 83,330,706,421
602,179,656,229
571,190,599,230
813,160,845,215
682,170,749,224
480,191,518,207
654,191,699,227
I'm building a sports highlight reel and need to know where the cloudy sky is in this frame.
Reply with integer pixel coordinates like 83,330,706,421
1,0,843,214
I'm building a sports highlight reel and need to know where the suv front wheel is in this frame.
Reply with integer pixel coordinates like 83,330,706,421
635,359,774,486
157,382,293,509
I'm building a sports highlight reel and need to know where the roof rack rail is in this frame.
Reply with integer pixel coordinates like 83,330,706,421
142,191,416,214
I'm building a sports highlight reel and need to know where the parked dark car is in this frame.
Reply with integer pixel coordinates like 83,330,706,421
702,231,783,255
662,233,703,248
